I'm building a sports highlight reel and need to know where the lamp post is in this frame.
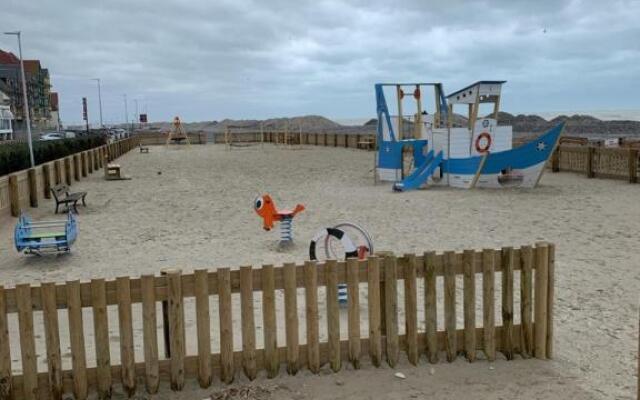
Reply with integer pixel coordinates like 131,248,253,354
91,78,103,128
4,31,34,167
123,94,128,128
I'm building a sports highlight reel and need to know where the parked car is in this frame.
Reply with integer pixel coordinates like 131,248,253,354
40,132,65,141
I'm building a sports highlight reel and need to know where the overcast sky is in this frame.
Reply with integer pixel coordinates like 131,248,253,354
2,0,639,125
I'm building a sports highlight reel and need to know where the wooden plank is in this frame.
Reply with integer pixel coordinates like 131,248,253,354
404,254,418,365
240,266,257,380
444,251,457,362
73,155,80,181
16,284,38,400
384,255,399,367
27,168,38,207
261,265,279,378
54,160,62,184
325,259,341,372
41,283,63,400
501,247,514,360
482,249,496,361
140,275,159,393
367,257,382,367
42,164,51,198
304,261,320,373
218,267,234,383
64,157,72,185
90,279,111,398
0,287,11,400
116,277,136,396
66,280,88,400
87,151,94,173
424,251,438,363
629,149,638,183
534,243,549,359
546,243,556,359
81,152,87,177
194,269,212,387
463,250,476,362
347,258,361,369
8,175,19,217
520,245,534,357
167,269,186,390
283,262,299,375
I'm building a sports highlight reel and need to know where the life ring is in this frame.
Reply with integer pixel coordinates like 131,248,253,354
309,227,359,261
475,132,492,153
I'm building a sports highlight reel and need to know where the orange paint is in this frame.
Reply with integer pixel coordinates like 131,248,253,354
254,194,305,231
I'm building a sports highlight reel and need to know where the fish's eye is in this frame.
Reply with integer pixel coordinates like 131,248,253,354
254,197,263,210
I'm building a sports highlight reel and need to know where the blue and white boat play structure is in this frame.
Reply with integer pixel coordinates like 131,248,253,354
375,81,563,190
15,212,78,254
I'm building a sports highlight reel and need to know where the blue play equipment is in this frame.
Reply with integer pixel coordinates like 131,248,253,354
393,150,444,192
15,212,78,254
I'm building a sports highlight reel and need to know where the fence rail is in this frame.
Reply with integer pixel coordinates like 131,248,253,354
0,243,554,400
550,145,639,183
0,137,139,219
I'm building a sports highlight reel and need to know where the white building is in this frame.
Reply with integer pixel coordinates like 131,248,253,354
0,90,13,140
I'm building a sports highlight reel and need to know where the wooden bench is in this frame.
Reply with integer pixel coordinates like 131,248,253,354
51,184,87,214
139,143,150,153
357,140,375,150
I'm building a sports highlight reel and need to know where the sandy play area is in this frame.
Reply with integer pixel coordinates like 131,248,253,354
0,143,638,399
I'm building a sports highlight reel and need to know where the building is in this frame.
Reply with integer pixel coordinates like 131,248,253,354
0,49,59,131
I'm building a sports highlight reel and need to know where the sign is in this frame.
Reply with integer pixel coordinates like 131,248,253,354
82,97,88,121
139,113,147,123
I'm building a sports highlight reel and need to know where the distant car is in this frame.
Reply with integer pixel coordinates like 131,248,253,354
40,132,65,141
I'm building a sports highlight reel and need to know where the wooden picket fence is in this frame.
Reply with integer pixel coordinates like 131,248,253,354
0,243,555,400
0,137,139,219
549,145,639,183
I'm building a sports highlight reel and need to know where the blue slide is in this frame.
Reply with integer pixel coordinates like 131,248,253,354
393,150,443,192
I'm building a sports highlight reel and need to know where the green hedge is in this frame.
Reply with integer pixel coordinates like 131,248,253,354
0,135,107,176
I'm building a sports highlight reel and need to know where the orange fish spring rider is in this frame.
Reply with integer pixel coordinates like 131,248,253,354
254,194,305,245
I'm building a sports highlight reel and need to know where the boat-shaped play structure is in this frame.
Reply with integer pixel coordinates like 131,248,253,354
14,212,78,254
374,81,563,190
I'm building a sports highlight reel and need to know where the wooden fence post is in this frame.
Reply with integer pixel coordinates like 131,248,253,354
167,269,186,390
304,261,320,373
81,152,87,177
482,249,496,361
54,160,62,184
141,275,159,393
194,269,213,387
404,254,418,365
27,169,37,207
16,284,38,400
424,251,438,363
64,157,72,185
463,250,476,362
41,283,63,400
629,149,638,183
444,251,457,362
73,155,80,181
90,278,112,398
42,164,51,198
367,256,382,367
384,254,399,367
87,151,93,174
534,243,549,359
347,258,361,369
116,277,136,397
587,147,595,178
160,270,171,358
501,247,515,360
218,268,234,384
547,243,556,359
261,265,279,378
325,259,341,372
66,280,88,400
8,175,19,217
284,262,299,375
240,266,257,380
520,245,534,358
0,286,12,399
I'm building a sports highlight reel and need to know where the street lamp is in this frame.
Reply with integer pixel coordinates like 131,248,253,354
4,31,35,167
91,78,103,128
123,94,128,128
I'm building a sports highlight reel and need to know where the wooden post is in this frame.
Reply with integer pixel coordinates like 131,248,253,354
140,275,159,393
501,247,514,360
42,164,51,198
67,280,88,400
482,249,496,361
587,147,595,178
262,265,279,378
551,147,560,172
304,261,320,373
73,155,80,181
54,160,62,184
240,266,257,380
167,269,186,390
87,151,93,174
444,251,457,362
367,256,382,367
404,254,418,365
520,245,534,357
16,284,38,400
27,168,37,207
347,258,361,369
424,251,438,363
81,152,87,177
194,269,213,387
326,259,341,372
8,175,19,217
41,283,63,400
547,243,556,359
463,250,476,362
629,149,638,183
0,286,12,400
534,243,549,359
90,279,112,398
283,262,299,375
64,157,72,185
384,255,399,367
218,267,234,383
116,277,136,396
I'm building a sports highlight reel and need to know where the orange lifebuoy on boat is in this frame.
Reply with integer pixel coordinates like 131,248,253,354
475,132,492,153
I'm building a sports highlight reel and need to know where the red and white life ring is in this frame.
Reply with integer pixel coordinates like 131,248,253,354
475,132,492,153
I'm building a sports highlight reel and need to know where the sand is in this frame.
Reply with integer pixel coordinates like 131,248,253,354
0,144,638,399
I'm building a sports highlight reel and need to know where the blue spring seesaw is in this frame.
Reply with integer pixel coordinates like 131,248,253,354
15,212,78,255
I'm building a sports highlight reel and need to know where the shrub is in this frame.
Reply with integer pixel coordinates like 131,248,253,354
0,135,107,176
